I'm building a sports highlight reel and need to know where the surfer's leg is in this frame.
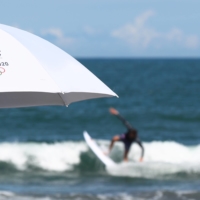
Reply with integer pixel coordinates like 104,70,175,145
123,143,131,161
123,150,129,161
109,136,120,153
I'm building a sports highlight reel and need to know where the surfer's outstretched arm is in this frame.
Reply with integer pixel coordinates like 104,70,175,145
116,114,133,131
109,108,133,131
136,139,144,161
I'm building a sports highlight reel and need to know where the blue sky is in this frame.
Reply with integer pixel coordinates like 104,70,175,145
1,0,200,57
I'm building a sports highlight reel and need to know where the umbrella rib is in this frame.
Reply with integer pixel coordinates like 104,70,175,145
57,93,66,106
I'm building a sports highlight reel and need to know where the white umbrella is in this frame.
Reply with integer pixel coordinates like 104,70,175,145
0,24,117,108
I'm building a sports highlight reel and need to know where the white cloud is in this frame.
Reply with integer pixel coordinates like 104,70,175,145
112,10,158,48
185,35,199,49
165,28,199,49
112,11,199,49
83,26,97,35
134,10,154,28
41,28,75,47
166,28,183,42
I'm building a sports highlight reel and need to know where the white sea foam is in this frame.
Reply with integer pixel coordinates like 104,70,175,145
0,191,14,197
0,191,198,200
105,141,200,178
0,190,52,200
0,141,87,171
0,140,199,177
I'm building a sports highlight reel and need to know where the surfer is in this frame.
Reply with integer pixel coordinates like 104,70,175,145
108,108,144,162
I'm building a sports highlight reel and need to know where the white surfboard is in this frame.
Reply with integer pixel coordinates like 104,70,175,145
83,131,117,167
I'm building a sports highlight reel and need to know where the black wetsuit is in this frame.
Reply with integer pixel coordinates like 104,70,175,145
116,114,144,157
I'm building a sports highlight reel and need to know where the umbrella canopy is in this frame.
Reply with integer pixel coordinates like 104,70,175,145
0,24,117,108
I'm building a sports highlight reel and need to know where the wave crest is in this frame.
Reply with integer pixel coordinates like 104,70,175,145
0,140,199,178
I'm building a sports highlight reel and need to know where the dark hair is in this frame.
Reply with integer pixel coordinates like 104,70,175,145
130,129,137,134
126,129,137,140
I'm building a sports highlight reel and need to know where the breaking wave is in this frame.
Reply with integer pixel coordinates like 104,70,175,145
0,139,199,178
0,190,200,200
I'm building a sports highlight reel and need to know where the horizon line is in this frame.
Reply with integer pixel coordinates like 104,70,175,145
76,57,200,60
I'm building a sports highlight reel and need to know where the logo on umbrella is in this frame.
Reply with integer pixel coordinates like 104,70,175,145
0,67,5,75
0,62,9,66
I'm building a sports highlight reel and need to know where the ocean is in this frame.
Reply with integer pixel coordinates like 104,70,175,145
0,59,200,200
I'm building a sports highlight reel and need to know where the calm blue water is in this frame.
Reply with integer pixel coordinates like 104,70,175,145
0,59,200,200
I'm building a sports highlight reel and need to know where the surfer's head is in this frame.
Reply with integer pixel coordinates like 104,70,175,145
128,129,137,139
